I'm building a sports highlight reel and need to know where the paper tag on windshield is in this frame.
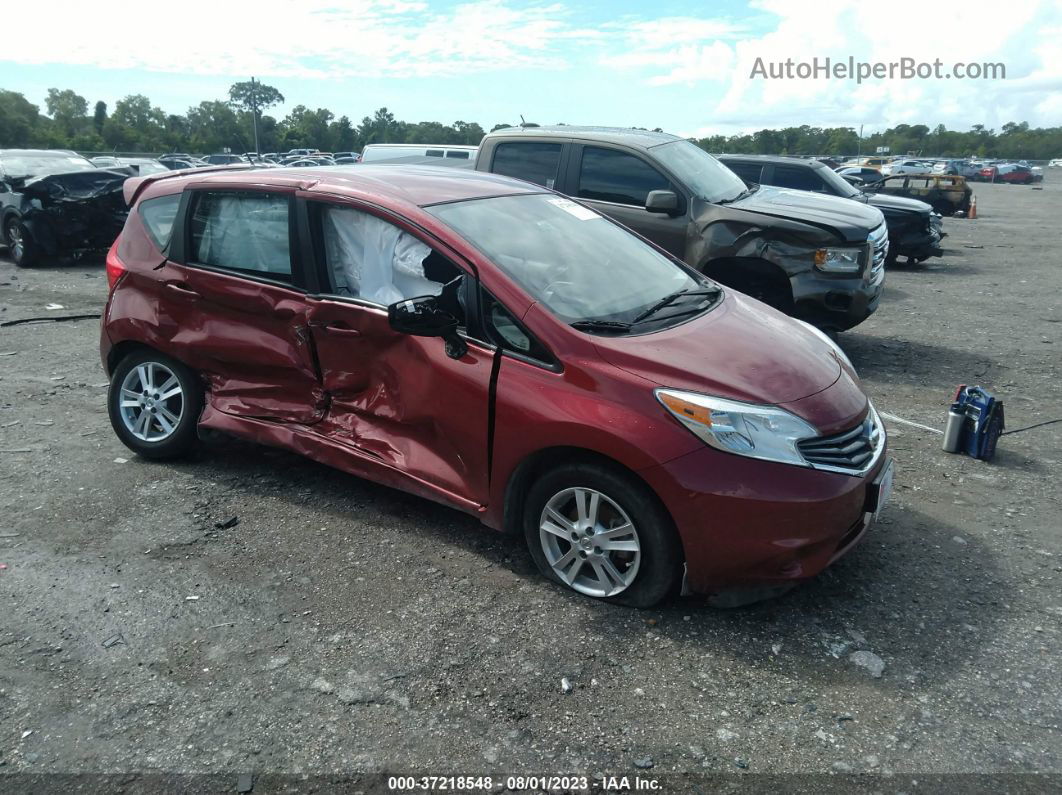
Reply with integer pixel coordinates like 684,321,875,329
548,197,599,220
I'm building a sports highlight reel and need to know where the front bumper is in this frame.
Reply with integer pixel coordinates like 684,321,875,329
790,264,885,332
640,442,889,595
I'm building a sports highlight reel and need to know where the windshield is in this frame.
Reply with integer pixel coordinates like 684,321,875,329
818,165,862,198
428,193,714,328
649,140,747,203
1,153,95,179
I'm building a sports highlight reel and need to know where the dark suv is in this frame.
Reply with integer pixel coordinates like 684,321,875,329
475,127,888,331
719,155,943,264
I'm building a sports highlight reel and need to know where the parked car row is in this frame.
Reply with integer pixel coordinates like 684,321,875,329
99,158,893,607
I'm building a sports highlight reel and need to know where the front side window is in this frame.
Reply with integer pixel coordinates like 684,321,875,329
428,193,714,329
318,204,464,317
576,147,669,207
189,191,292,281
491,142,562,189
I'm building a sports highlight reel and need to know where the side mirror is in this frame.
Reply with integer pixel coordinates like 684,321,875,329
388,295,468,359
645,189,679,215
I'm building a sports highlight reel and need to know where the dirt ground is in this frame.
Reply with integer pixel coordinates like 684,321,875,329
1,181,1060,792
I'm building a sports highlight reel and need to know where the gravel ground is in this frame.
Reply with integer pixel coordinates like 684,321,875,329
0,181,1060,792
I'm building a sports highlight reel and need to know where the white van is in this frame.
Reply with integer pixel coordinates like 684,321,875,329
359,144,478,164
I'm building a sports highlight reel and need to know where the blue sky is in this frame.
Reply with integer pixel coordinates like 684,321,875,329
5,0,1061,136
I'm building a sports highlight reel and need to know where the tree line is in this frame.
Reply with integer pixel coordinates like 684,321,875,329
1,80,1060,160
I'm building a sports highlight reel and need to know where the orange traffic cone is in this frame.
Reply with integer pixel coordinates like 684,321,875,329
968,195,977,219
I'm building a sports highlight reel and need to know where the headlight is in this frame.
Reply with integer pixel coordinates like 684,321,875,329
655,389,817,467
796,319,856,373
814,247,862,273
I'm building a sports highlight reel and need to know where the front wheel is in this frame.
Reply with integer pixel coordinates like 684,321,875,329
523,462,682,608
5,217,39,267
108,350,203,459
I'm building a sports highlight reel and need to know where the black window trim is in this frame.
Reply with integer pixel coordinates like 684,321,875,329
175,186,308,292
476,287,560,372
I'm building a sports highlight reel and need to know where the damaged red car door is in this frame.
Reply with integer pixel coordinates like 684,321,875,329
301,198,495,510
157,188,324,423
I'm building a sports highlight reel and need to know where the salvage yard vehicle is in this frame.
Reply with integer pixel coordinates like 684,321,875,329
875,174,973,215
836,166,885,185
880,159,932,177
476,126,886,331
720,155,943,263
100,165,891,607
1,149,129,267
90,156,170,175
361,143,478,163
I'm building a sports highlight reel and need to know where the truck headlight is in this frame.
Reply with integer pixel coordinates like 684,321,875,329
655,389,817,467
814,247,862,273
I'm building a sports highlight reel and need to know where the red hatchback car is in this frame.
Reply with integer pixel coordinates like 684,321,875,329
101,165,892,607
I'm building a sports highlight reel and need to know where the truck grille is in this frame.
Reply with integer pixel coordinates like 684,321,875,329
868,223,889,278
798,408,883,474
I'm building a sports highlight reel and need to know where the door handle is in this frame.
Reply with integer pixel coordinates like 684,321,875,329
319,323,361,337
164,283,201,300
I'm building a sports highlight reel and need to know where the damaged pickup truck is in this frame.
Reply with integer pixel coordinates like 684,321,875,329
719,155,944,265
476,127,887,332
1,149,130,267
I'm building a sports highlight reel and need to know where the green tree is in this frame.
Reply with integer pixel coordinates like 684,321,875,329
228,80,285,114
0,90,44,147
45,88,89,138
93,101,108,134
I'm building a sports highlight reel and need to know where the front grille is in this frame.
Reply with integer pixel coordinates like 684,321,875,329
798,410,882,474
868,223,889,278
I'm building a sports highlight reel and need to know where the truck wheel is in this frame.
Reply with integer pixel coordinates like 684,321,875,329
5,218,39,268
523,461,683,608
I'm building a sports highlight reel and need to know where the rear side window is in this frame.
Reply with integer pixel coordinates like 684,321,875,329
139,194,181,250
576,147,670,207
189,191,292,282
725,161,764,184
771,165,824,192
491,142,562,189
446,150,471,159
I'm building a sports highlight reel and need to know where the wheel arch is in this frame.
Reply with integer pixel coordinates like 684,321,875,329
700,256,794,312
501,446,681,547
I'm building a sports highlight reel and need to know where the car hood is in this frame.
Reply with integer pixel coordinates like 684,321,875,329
591,291,843,406
862,192,932,217
729,185,882,243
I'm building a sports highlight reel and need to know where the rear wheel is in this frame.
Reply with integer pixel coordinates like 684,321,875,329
523,462,682,608
108,350,202,459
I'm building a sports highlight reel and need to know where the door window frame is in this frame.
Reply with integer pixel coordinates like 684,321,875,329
488,140,571,191
565,143,687,215
170,185,310,292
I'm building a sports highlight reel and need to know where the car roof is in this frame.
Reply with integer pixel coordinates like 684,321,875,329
718,154,825,168
484,125,682,150
132,164,542,208
0,149,85,157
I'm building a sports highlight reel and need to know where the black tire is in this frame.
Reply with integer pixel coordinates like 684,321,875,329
523,461,683,608
5,217,39,268
108,349,203,460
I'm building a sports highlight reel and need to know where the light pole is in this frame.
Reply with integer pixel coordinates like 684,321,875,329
250,76,261,156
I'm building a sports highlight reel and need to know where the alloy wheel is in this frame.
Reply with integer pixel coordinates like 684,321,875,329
7,222,22,262
538,487,641,598
118,362,184,442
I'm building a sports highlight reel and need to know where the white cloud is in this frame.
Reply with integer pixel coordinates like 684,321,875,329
2,0,596,79
605,0,1062,133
